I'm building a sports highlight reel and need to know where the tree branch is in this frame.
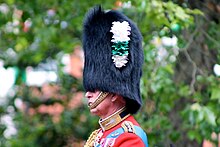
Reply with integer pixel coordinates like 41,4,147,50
201,29,220,48
182,26,200,94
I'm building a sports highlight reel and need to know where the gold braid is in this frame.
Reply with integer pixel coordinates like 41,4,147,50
89,92,109,109
84,129,99,147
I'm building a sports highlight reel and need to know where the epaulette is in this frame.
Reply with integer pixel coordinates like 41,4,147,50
121,121,136,134
107,121,148,147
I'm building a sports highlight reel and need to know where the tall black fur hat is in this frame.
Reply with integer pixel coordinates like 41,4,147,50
82,6,144,114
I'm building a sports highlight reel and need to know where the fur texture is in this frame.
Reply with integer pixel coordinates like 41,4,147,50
82,6,144,114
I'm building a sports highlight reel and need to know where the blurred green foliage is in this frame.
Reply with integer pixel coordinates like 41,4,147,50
0,0,220,147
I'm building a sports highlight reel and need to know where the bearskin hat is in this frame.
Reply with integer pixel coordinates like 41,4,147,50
82,6,144,114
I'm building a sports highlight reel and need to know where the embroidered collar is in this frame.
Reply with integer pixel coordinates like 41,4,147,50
99,107,130,131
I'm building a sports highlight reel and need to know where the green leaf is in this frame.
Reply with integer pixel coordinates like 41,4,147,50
190,9,204,15
6,0,15,5
187,130,198,140
15,37,29,52
203,107,216,126
211,88,220,100
179,85,190,97
164,64,174,74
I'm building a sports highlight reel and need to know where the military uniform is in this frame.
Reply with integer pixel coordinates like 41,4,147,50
84,108,148,147
82,6,149,147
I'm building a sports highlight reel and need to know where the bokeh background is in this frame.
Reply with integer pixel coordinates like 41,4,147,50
0,0,220,147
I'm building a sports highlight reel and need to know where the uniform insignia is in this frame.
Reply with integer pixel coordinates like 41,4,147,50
107,138,116,146
100,138,116,147
121,121,136,133
111,131,120,138
104,118,116,127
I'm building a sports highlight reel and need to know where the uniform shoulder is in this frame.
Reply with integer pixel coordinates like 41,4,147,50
114,130,146,147
120,120,148,147
121,120,136,133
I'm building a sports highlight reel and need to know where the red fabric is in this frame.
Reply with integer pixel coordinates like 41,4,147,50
114,133,145,147
99,115,145,147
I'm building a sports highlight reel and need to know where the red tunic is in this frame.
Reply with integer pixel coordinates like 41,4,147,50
98,115,145,147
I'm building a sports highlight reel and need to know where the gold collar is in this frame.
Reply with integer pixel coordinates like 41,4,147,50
99,107,130,131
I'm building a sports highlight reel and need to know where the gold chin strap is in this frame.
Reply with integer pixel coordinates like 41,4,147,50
88,92,109,109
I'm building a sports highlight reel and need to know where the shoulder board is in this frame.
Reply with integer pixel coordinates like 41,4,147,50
121,121,136,133
121,121,149,147
106,121,148,147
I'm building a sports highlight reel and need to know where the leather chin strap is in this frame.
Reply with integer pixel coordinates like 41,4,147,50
88,92,109,109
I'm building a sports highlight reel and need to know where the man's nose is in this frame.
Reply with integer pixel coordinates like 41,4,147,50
85,92,92,99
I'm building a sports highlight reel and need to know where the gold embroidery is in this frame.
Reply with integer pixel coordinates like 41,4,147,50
84,129,99,147
121,121,136,134
99,107,130,131
89,92,109,109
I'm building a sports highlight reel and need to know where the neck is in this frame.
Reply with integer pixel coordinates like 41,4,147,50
100,105,125,119
99,107,130,131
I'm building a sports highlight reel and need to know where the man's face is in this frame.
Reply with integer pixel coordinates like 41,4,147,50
85,90,112,118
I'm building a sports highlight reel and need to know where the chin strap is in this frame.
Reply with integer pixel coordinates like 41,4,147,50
88,92,109,109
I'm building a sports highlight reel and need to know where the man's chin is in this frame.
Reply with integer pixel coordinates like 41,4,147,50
90,109,98,115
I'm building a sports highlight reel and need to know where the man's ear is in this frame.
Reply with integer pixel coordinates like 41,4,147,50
111,94,117,102
111,94,125,103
